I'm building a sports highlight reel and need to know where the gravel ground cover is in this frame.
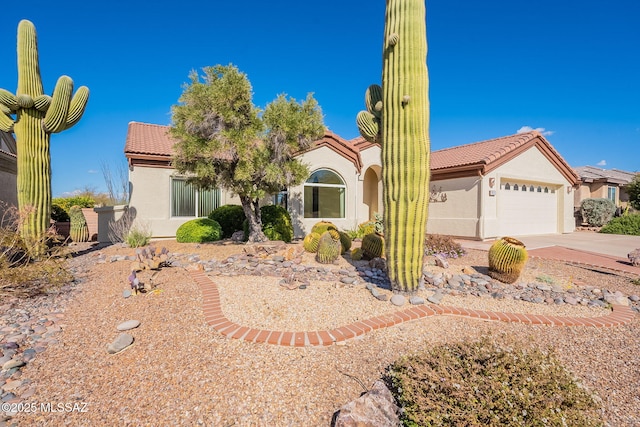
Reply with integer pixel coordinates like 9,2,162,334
2,240,639,426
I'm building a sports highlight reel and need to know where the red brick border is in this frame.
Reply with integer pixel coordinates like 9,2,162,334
190,271,637,347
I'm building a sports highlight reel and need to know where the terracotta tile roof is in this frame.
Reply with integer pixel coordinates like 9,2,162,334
573,165,637,185
124,122,175,158
124,122,579,184
430,131,580,184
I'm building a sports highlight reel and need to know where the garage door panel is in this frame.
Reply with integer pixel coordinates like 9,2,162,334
498,183,557,236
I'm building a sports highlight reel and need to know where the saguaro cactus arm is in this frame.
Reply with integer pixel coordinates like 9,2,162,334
2,19,89,251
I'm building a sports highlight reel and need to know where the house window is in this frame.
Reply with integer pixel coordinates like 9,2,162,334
273,189,288,210
522,184,527,191
513,184,519,191
504,183,511,190
607,186,616,203
304,169,345,218
529,185,534,192
544,187,549,193
171,178,220,217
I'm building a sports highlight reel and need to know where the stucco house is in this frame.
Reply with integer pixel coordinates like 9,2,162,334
0,131,18,215
124,122,579,241
573,166,637,210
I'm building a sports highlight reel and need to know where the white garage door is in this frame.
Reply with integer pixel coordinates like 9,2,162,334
498,181,558,236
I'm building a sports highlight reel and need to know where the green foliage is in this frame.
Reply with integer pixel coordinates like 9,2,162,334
626,175,640,210
350,247,364,261
125,227,152,248
424,234,466,259
176,218,222,243
52,196,95,213
599,213,640,235
170,64,324,242
208,204,246,238
50,203,69,222
387,337,603,427
580,198,616,227
488,237,528,284
259,205,293,243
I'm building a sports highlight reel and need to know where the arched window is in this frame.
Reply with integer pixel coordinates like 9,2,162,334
544,187,549,193
504,183,511,190
304,169,346,218
513,184,519,191
529,185,534,192
537,186,542,192
522,184,527,191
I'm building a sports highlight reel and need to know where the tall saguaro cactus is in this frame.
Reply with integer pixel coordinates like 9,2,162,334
0,20,89,250
357,0,430,293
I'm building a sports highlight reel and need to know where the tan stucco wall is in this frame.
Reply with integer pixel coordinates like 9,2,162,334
426,176,481,238
128,165,239,238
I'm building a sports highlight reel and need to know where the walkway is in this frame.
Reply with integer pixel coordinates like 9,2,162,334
191,271,636,347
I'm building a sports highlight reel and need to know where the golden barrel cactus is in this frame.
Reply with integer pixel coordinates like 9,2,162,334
488,237,528,284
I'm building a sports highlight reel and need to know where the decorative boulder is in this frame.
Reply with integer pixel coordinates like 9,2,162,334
628,248,640,267
333,380,400,427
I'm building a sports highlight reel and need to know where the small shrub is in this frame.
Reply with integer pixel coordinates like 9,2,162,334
176,218,222,243
52,195,95,213
599,213,640,236
424,234,466,258
580,198,616,227
387,336,603,427
125,225,152,248
208,205,246,238
246,205,293,243
51,203,70,222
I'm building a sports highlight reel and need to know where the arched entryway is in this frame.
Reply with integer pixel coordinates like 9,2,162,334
363,166,382,220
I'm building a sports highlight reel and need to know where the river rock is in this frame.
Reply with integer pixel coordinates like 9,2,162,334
107,333,134,354
333,380,400,427
117,320,141,331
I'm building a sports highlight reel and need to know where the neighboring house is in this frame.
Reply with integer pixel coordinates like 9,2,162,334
573,166,637,210
0,131,18,215
124,122,578,240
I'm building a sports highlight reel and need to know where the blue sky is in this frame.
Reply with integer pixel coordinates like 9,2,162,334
2,0,639,197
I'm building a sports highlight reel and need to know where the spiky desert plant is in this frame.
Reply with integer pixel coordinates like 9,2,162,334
362,233,385,260
68,206,89,243
351,247,364,261
356,0,430,293
488,237,528,284
339,231,352,253
303,232,321,253
311,221,338,235
316,231,341,264
0,20,89,252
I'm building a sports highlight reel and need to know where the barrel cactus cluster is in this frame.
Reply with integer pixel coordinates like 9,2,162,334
0,20,89,251
356,0,430,293
487,237,528,284
302,221,353,264
69,206,89,243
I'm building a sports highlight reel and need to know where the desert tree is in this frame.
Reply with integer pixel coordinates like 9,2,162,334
170,64,324,242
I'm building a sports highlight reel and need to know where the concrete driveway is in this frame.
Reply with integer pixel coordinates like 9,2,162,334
459,232,640,259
